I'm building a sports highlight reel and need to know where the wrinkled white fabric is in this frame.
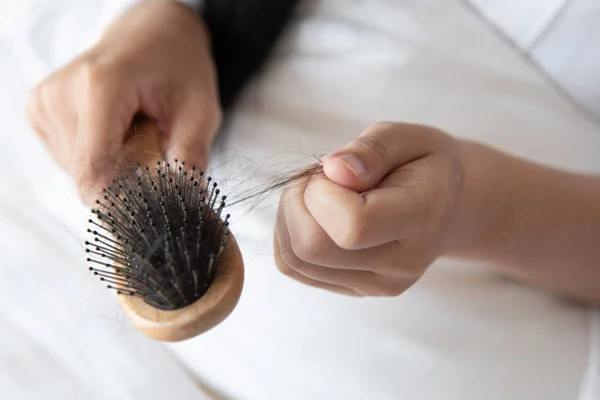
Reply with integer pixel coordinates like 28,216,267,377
469,0,600,125
0,1,598,399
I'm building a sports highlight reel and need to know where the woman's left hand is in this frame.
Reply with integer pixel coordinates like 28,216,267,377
274,122,470,297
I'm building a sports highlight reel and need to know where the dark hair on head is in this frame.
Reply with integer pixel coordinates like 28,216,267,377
194,0,303,112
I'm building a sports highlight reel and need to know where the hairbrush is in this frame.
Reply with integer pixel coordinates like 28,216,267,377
84,117,244,342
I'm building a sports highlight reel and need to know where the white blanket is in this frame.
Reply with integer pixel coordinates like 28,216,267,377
0,1,598,399
470,0,600,125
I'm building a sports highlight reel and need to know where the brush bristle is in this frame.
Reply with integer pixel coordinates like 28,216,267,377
85,160,231,311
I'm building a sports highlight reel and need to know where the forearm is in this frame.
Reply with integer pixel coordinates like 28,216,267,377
450,140,600,304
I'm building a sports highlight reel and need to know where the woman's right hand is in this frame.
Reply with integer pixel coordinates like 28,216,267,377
26,0,222,204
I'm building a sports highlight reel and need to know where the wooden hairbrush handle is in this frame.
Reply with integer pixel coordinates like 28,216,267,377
114,117,244,342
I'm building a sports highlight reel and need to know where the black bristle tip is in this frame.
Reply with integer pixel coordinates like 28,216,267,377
85,160,231,311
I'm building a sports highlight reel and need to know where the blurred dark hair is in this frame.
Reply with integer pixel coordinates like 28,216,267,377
194,0,302,112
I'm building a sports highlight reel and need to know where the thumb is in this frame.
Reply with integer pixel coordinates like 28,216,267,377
165,98,222,172
322,122,438,192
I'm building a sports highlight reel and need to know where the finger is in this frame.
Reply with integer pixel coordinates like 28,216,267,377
322,122,445,192
73,67,137,186
40,70,79,141
42,86,79,162
278,188,403,295
305,157,448,250
274,229,362,297
277,206,409,297
277,180,423,296
26,85,52,144
279,254,408,297
283,177,434,280
281,171,405,272
275,194,361,296
164,93,221,172
27,85,74,167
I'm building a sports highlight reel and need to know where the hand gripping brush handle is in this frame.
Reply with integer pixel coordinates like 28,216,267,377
85,117,244,342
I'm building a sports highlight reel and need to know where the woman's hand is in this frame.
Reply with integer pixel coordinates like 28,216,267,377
274,122,470,297
26,0,221,203
275,121,600,304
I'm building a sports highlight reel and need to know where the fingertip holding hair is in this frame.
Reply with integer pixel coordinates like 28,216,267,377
322,152,369,192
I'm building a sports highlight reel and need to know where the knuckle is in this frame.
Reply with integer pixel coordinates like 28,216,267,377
369,120,397,132
390,248,430,279
291,227,327,263
333,231,360,251
353,275,404,297
275,258,294,277
354,133,387,164
377,283,405,297
362,275,407,297
80,59,118,89
331,214,368,250
279,242,305,271
400,257,424,277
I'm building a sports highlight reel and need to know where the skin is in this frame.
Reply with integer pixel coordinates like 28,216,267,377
275,122,600,305
26,1,600,305
26,0,221,205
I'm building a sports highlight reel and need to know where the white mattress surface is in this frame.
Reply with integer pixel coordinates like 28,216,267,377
0,1,599,399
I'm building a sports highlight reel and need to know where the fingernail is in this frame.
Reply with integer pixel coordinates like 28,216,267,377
333,153,366,177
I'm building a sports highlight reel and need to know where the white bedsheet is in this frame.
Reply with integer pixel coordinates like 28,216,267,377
470,0,600,125
0,1,598,399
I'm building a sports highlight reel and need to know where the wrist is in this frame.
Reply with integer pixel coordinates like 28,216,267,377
444,139,600,303
442,140,510,259
446,139,600,262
